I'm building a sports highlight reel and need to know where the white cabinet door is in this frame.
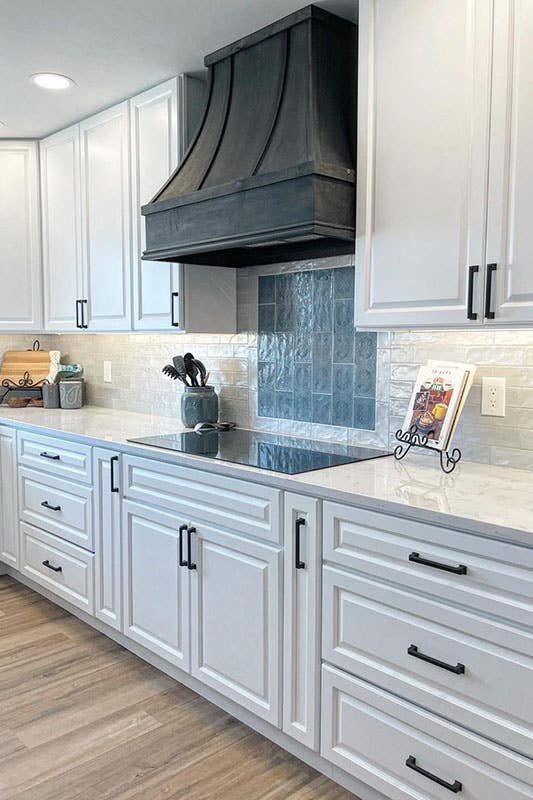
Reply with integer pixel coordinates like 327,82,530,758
0,426,18,568
0,142,42,331
40,125,84,331
282,493,321,750
130,79,180,330
190,522,281,725
80,102,131,331
355,0,493,328
94,448,122,631
487,0,533,324
122,500,190,669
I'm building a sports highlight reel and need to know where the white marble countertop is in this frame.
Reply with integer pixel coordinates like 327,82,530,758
0,405,532,544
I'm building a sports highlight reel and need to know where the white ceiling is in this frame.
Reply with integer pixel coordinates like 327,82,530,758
0,0,357,139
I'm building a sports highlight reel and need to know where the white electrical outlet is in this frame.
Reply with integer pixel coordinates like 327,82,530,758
481,376,506,417
103,361,112,383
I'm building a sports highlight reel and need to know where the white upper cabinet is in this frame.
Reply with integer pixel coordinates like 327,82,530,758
80,101,132,331
355,0,493,329
487,0,533,324
0,141,42,331
40,125,84,331
130,78,180,330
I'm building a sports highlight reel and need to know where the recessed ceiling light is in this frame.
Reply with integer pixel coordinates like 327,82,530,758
30,73,75,90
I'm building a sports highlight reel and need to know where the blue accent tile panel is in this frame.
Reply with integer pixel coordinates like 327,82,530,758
258,267,377,430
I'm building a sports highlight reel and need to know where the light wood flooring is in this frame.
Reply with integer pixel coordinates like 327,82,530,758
0,576,356,799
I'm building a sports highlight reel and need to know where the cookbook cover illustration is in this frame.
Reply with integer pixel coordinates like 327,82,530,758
402,363,474,450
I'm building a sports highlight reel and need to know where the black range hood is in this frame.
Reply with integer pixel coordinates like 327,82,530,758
142,5,356,268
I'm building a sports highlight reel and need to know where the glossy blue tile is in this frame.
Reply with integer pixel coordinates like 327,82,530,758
295,363,312,392
354,331,378,360
258,332,275,362
312,333,333,393
258,361,275,390
354,396,376,430
275,273,294,305
333,333,354,364
258,275,275,303
276,391,294,419
333,364,354,393
258,390,275,417
259,303,275,333
312,393,332,424
295,270,313,330
294,391,312,421
355,365,377,399
275,303,295,332
295,332,312,362
313,270,333,331
334,298,354,333
332,393,354,427
334,266,355,299
274,333,294,391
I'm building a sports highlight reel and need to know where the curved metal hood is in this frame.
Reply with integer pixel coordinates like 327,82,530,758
142,5,356,267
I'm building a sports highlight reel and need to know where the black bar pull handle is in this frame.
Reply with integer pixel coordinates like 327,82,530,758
187,526,197,570
408,644,465,675
171,291,180,327
75,299,82,329
40,451,60,461
406,756,462,793
81,299,88,329
295,516,306,569
179,524,188,567
409,552,467,575
110,455,119,493
41,501,61,512
42,560,63,573
485,263,497,320
467,265,479,320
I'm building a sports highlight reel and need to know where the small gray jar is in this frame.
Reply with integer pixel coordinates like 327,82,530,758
181,386,218,428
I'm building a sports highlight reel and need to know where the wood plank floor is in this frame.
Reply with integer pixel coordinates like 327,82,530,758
0,576,357,799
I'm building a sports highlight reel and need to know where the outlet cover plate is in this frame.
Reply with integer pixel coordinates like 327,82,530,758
481,376,506,417
103,361,112,384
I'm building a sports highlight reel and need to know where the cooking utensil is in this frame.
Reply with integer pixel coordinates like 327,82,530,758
162,364,187,384
184,353,199,386
192,358,207,386
172,356,189,384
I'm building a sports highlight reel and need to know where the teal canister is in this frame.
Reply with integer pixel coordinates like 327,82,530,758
181,386,219,428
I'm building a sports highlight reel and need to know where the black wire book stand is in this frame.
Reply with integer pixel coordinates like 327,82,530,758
394,425,462,474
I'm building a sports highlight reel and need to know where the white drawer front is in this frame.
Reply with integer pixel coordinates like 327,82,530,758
323,501,533,630
20,522,94,614
123,454,282,544
19,467,93,551
321,665,533,800
323,565,533,758
18,430,92,484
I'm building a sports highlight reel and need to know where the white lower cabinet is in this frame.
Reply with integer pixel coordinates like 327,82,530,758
94,448,122,631
0,426,18,568
122,499,190,669
20,521,94,614
321,664,533,800
190,522,281,726
282,493,321,750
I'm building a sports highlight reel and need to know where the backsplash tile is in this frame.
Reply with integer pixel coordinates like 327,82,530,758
258,267,378,430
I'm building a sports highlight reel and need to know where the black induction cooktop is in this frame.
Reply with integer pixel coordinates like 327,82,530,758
128,429,391,475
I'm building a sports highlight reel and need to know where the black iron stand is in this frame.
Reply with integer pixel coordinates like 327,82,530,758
394,425,462,475
1,372,47,405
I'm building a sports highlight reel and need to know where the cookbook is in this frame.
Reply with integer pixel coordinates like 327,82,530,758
402,361,476,451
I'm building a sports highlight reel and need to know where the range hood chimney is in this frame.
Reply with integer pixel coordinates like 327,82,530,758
142,5,356,267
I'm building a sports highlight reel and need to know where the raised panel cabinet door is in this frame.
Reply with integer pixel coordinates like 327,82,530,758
487,0,533,324
122,500,190,669
355,0,493,328
80,102,131,331
0,426,18,568
130,78,181,330
190,523,282,726
40,124,84,331
0,141,42,331
282,493,321,750
94,448,122,631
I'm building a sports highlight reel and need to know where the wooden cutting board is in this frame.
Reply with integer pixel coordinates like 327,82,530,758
0,349,60,386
